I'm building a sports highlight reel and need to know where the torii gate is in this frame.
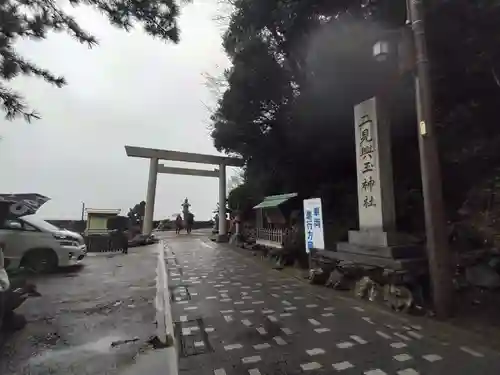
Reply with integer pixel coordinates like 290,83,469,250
125,146,244,242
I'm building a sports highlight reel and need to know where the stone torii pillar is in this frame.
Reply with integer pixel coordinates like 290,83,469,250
143,157,158,235
218,162,227,241
125,146,243,242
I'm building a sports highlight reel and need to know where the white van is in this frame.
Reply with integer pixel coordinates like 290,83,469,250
0,215,87,273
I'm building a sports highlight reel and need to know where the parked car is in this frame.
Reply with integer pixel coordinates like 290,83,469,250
0,215,87,273
1,242,38,334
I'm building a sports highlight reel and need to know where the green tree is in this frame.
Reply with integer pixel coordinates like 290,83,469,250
1,0,186,121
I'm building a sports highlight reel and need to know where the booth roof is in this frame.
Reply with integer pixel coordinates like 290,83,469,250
253,193,298,209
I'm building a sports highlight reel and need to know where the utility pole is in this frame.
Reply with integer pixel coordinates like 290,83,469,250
407,0,453,318
81,201,85,221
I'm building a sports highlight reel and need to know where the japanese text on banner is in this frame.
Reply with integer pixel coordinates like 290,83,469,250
303,198,325,253
305,209,313,250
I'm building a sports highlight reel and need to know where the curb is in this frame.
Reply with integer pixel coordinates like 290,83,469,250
154,240,178,374
119,242,178,375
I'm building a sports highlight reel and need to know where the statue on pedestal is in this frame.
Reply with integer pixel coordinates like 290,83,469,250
181,198,190,220
181,198,194,234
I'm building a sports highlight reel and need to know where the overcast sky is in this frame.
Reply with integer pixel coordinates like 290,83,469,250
0,1,237,221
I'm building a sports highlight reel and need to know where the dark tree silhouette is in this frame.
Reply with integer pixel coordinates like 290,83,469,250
212,0,500,242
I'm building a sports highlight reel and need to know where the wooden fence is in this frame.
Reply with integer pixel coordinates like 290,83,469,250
84,232,127,253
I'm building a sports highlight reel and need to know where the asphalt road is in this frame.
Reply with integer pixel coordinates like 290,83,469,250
167,233,500,375
0,244,159,375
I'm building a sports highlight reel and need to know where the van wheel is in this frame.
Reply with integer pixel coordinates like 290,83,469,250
21,249,58,273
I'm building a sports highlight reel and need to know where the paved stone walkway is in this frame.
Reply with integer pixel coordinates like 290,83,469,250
166,235,500,375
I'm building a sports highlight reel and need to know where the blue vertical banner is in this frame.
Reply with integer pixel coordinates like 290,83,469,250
303,198,325,253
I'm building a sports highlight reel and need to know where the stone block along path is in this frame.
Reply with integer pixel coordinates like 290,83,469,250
165,233,500,375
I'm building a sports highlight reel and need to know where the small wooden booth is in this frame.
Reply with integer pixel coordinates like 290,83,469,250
85,208,121,235
253,193,298,249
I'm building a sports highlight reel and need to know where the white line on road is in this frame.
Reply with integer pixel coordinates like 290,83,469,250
242,356,261,364
422,354,442,362
253,343,271,350
333,361,354,371
407,331,423,339
350,335,367,344
391,342,407,349
397,369,419,375
301,362,322,371
394,332,411,341
460,346,484,357
314,328,330,333
256,327,267,335
336,342,354,349
376,331,391,339
394,354,412,362
306,348,325,356
273,336,287,345
224,343,243,351
364,370,387,375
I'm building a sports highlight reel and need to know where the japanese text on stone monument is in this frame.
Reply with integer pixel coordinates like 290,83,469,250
359,114,376,208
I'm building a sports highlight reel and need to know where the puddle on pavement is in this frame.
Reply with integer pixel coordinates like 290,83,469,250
29,334,129,365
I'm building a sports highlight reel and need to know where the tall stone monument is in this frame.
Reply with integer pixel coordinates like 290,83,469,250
337,97,421,260
351,97,396,246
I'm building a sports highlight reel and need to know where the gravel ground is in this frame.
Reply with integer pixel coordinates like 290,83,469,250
0,244,159,375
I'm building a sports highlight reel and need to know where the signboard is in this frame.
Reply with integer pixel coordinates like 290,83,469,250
303,198,325,253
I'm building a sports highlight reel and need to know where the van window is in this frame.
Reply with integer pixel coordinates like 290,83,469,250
1,219,38,232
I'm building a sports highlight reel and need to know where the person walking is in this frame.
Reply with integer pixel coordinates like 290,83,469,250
186,212,194,234
175,214,183,234
121,228,129,254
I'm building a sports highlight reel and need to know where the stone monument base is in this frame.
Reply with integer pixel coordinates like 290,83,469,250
336,241,423,261
335,229,425,266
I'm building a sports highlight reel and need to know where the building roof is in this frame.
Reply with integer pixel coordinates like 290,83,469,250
85,208,121,215
253,193,298,209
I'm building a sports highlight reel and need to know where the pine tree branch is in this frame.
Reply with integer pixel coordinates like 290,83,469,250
0,0,182,121
0,84,40,122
